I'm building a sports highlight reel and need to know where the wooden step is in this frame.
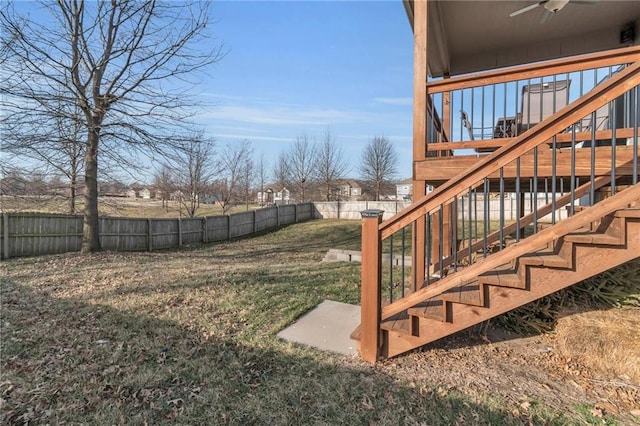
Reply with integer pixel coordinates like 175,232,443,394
565,231,622,245
407,298,445,321
518,253,571,268
478,270,526,289
441,282,485,307
614,208,640,218
380,314,412,334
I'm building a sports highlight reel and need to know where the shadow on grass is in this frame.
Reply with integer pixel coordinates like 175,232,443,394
1,279,559,425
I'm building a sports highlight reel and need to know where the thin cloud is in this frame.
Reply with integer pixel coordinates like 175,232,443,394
200,103,369,127
214,133,293,143
373,97,412,106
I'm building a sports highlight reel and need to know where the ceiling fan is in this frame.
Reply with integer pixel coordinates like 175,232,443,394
509,0,597,23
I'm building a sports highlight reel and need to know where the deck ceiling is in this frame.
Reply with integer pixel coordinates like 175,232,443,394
403,0,640,78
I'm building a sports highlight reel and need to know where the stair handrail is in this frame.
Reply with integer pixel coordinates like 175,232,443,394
380,60,640,239
381,183,640,320
433,175,613,274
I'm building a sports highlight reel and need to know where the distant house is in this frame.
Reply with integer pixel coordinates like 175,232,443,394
257,186,290,205
339,180,362,201
396,178,413,201
170,190,184,201
201,195,219,205
126,188,138,198
395,179,433,201
139,188,154,199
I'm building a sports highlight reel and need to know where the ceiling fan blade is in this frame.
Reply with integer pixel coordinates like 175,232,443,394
509,2,544,17
571,0,598,4
539,9,555,23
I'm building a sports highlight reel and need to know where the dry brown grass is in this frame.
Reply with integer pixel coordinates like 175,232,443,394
0,195,257,218
555,308,640,385
2,220,598,425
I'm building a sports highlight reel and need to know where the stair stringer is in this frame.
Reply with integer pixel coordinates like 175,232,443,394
381,217,640,359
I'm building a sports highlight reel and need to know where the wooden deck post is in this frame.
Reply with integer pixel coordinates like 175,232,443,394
412,0,428,291
360,209,384,363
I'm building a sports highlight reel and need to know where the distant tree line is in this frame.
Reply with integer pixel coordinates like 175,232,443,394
272,130,399,203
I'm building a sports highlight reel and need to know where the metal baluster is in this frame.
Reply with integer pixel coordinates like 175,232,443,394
468,187,473,266
611,94,617,195
426,213,432,285
552,136,557,224
389,235,393,302
484,178,489,257
514,80,520,136
570,125,576,215
474,187,479,240
492,84,497,139
452,197,458,272
634,85,639,184
533,148,538,232
401,226,406,297
499,168,505,250
460,89,465,141
590,110,596,205
503,81,507,137
516,157,521,241
438,205,444,278
481,86,486,139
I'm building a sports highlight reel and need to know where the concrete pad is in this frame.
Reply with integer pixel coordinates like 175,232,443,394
277,300,360,356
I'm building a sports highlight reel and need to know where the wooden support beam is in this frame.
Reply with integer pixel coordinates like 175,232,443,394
415,146,639,183
412,0,428,292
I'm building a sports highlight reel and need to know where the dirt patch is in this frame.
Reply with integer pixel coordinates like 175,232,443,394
379,321,640,421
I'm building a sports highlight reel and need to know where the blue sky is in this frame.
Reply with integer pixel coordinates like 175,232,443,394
196,0,415,179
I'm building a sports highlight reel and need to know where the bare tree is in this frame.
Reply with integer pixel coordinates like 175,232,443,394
287,134,316,202
314,129,350,201
168,132,215,217
359,136,399,201
1,1,223,252
256,152,269,207
153,166,174,212
239,151,255,211
216,140,252,214
272,150,290,190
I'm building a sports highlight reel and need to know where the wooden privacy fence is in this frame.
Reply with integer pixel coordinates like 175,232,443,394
0,203,313,259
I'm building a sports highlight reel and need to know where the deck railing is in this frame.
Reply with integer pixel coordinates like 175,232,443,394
359,51,640,363
425,46,640,157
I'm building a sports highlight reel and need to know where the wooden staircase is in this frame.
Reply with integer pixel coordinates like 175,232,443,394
351,57,640,362
373,202,640,359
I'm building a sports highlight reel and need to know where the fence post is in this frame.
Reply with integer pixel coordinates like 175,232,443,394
276,205,280,227
360,209,384,363
178,218,182,247
226,215,231,240
253,210,257,233
294,204,298,223
203,217,208,243
2,213,8,260
148,219,153,251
